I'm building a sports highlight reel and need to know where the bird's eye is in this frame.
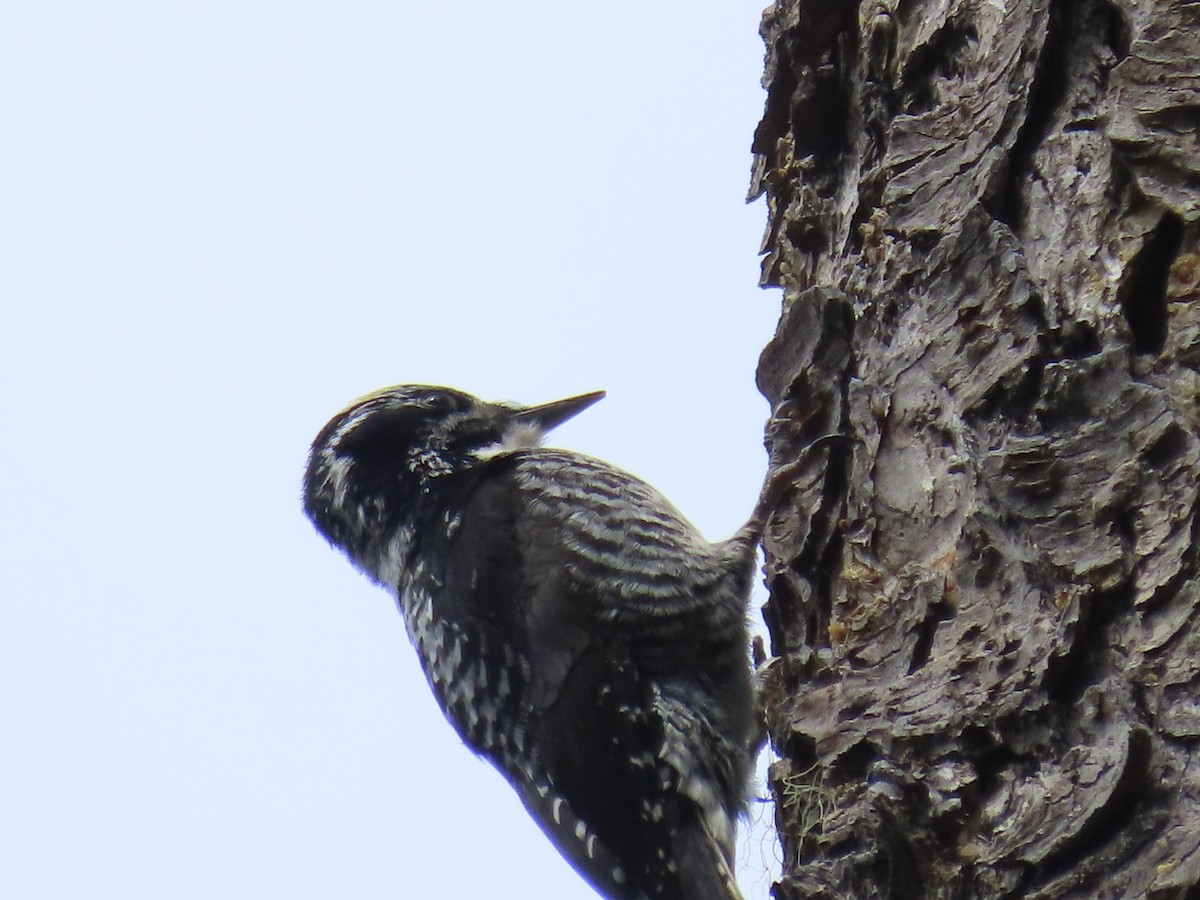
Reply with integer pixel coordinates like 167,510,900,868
420,393,446,408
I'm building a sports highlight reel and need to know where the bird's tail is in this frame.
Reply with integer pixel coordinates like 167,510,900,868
670,812,747,900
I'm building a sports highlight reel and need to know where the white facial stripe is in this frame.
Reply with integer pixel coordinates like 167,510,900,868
472,420,546,461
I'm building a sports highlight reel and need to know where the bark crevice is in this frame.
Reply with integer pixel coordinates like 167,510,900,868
752,1,1200,896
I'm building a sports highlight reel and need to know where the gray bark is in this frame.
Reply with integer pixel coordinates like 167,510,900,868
750,1,1200,897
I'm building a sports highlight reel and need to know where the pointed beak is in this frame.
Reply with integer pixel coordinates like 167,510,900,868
515,390,606,431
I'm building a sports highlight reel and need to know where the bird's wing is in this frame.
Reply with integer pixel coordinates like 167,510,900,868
427,453,748,899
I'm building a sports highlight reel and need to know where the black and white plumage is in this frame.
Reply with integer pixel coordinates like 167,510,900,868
302,385,758,900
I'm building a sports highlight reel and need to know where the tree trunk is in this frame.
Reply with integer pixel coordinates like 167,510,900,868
750,1,1200,897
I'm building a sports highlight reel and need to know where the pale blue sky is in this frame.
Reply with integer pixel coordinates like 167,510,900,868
2,3,782,897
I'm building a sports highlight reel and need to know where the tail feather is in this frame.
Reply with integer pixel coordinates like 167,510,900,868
670,810,746,900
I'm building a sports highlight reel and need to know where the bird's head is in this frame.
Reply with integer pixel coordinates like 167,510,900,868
303,385,605,568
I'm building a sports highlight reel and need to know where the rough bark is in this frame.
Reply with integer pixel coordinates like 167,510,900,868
750,1,1200,897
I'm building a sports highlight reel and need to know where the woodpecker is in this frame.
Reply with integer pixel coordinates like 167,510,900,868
303,385,760,900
